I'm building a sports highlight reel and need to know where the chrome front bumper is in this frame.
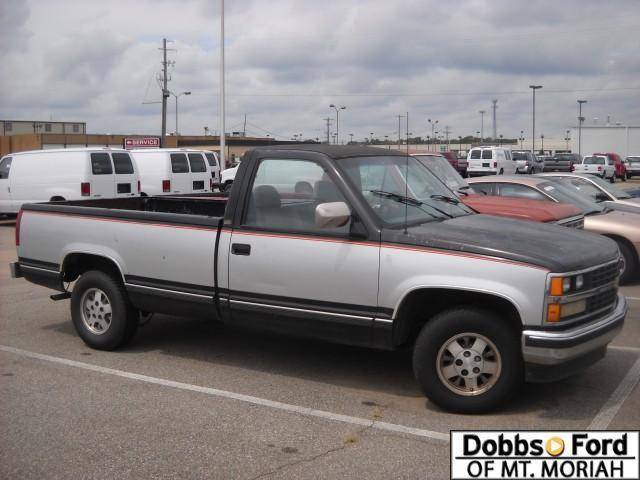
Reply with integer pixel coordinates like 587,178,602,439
522,292,626,366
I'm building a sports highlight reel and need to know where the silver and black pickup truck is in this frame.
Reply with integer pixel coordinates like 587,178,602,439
11,145,627,413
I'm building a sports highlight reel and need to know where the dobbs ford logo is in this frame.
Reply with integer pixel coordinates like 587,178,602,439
450,431,639,479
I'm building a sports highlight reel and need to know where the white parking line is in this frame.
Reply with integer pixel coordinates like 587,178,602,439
0,345,449,443
624,297,640,301
588,355,640,430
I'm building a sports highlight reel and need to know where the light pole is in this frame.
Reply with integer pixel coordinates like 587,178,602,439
329,104,346,144
577,100,587,156
540,134,544,154
499,134,503,146
458,135,462,151
476,131,480,144
170,91,191,135
519,130,524,149
428,118,438,151
529,85,543,154
349,133,354,144
204,126,209,136
370,132,374,143
564,130,571,151
479,110,486,142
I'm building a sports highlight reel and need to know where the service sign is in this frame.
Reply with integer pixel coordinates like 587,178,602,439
123,137,160,149
451,431,639,480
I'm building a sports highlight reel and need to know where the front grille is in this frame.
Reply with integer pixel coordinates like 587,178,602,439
562,287,618,325
586,262,619,289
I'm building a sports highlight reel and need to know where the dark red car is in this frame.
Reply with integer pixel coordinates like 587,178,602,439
440,151,467,177
594,152,627,181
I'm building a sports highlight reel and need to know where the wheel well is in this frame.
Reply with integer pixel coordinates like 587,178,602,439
50,196,66,202
393,288,522,347
602,234,638,266
62,253,124,284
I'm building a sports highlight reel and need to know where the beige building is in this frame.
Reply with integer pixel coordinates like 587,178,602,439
1,120,86,136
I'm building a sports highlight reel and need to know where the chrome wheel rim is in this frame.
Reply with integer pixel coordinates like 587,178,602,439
81,288,112,335
436,332,502,396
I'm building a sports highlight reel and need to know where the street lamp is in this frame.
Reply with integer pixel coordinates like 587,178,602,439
370,132,374,143
529,85,543,154
540,134,545,154
428,118,439,151
476,131,480,144
577,100,587,156
519,130,525,149
170,91,191,135
564,130,571,151
329,104,346,144
458,135,462,151
499,134,503,146
479,110,486,142
204,126,209,136
349,133,354,144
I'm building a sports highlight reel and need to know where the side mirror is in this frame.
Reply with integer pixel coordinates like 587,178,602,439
315,201,350,228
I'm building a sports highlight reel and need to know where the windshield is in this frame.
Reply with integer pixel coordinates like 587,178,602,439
627,157,640,163
537,181,604,215
584,156,605,165
413,155,471,193
585,174,631,199
512,152,528,160
339,155,473,227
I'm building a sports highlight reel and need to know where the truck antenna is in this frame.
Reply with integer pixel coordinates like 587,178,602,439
404,111,409,235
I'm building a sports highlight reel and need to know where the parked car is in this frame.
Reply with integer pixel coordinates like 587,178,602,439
439,151,467,177
130,148,213,196
624,156,640,178
594,152,627,181
512,150,544,174
466,146,516,177
468,175,640,283
220,162,239,193
574,155,616,182
538,172,640,214
543,153,581,173
11,145,625,413
412,153,584,227
0,148,139,215
203,150,221,188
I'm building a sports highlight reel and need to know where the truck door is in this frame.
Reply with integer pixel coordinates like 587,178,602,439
187,153,210,192
0,156,13,213
227,156,381,346
169,153,191,193
89,153,116,198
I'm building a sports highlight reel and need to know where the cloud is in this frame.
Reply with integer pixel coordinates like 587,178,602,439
0,0,638,141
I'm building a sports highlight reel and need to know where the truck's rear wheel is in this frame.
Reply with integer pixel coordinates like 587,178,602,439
412,308,522,413
71,270,139,350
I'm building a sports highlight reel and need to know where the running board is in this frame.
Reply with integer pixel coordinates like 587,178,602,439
50,292,72,301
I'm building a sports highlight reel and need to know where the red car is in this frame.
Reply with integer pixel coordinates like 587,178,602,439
594,152,627,181
440,151,467,177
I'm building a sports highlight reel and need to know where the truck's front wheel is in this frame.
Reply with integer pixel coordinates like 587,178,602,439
71,270,139,350
412,308,522,413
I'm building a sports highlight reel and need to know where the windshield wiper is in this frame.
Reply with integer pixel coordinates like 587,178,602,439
430,194,460,205
369,190,422,206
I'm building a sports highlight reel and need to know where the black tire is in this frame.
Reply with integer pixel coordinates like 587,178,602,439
499,168,504,175
71,270,139,350
412,308,523,413
621,174,627,182
223,181,233,194
616,240,637,285
610,174,615,183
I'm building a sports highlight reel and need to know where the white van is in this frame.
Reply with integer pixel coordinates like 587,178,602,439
466,146,516,177
202,150,221,188
0,148,139,215
131,149,213,196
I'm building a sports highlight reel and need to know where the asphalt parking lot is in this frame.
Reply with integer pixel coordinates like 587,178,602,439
1,188,640,479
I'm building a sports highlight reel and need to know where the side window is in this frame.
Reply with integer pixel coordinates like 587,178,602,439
557,177,601,201
243,158,350,234
73,124,80,133
45,123,52,132
170,153,190,173
90,153,113,175
469,150,481,159
0,157,12,179
498,184,546,201
481,150,493,159
187,153,207,173
205,152,217,167
471,182,494,195
112,153,134,174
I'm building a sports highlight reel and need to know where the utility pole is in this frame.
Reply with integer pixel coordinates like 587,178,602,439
577,99,587,156
492,99,498,140
324,117,332,144
478,110,486,142
397,114,405,148
243,113,247,137
444,126,452,149
219,0,226,169
529,85,543,154
160,38,169,146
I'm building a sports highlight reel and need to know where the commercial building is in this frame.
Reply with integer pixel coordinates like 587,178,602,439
0,120,86,136
570,125,640,158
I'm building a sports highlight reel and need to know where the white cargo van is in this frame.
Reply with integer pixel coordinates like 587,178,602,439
0,148,139,215
202,150,221,188
131,149,213,196
466,146,516,177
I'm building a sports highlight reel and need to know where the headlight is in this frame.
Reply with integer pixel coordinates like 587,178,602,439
549,274,585,295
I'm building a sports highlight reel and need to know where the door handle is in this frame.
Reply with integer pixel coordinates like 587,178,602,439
232,243,251,256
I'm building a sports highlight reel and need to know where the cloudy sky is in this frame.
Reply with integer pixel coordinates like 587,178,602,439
2,0,639,142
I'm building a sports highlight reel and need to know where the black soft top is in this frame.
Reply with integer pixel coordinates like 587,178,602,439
251,144,408,159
